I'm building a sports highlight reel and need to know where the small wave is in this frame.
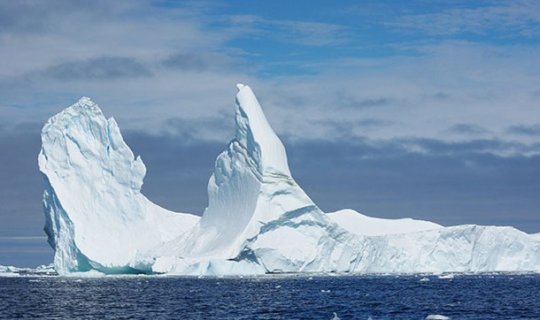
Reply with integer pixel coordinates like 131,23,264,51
0,272,19,277
426,314,450,320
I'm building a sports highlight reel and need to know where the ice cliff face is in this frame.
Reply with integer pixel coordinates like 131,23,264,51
38,98,199,274
39,86,540,275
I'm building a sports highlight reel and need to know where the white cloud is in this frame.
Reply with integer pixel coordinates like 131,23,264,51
0,1,539,157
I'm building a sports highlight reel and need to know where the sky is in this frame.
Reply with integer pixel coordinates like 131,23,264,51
0,0,539,267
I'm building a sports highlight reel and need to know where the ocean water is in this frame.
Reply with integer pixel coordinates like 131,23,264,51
1,274,539,319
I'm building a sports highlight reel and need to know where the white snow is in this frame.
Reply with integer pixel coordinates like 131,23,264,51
327,209,441,236
38,84,540,276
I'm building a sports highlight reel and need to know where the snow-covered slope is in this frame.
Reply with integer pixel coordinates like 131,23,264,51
327,209,441,236
39,85,540,275
38,97,199,275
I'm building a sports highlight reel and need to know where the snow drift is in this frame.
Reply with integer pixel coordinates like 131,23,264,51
38,84,540,275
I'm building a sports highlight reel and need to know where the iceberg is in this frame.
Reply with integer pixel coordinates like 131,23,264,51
0,264,57,276
0,265,13,273
38,98,199,274
0,265,20,277
39,84,540,275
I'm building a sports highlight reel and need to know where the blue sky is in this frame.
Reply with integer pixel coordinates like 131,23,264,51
0,0,539,266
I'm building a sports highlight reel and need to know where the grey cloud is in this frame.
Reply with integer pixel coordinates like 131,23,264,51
447,123,489,135
337,95,392,109
42,56,152,81
286,138,540,232
272,20,349,46
228,15,349,46
390,1,540,37
0,0,70,35
356,119,391,127
292,133,540,158
162,53,210,72
273,92,309,109
0,1,48,35
0,56,153,90
507,123,540,136
161,52,238,72
356,98,390,108
0,1,134,35
404,137,540,157
432,92,451,100
322,119,391,129
319,119,392,139
162,115,234,142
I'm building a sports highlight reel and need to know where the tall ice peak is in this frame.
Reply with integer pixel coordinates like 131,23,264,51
183,84,309,258
234,84,291,177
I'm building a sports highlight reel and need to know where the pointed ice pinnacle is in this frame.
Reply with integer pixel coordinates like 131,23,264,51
160,84,323,260
234,83,291,176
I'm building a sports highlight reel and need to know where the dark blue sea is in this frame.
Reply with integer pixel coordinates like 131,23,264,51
1,274,539,319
